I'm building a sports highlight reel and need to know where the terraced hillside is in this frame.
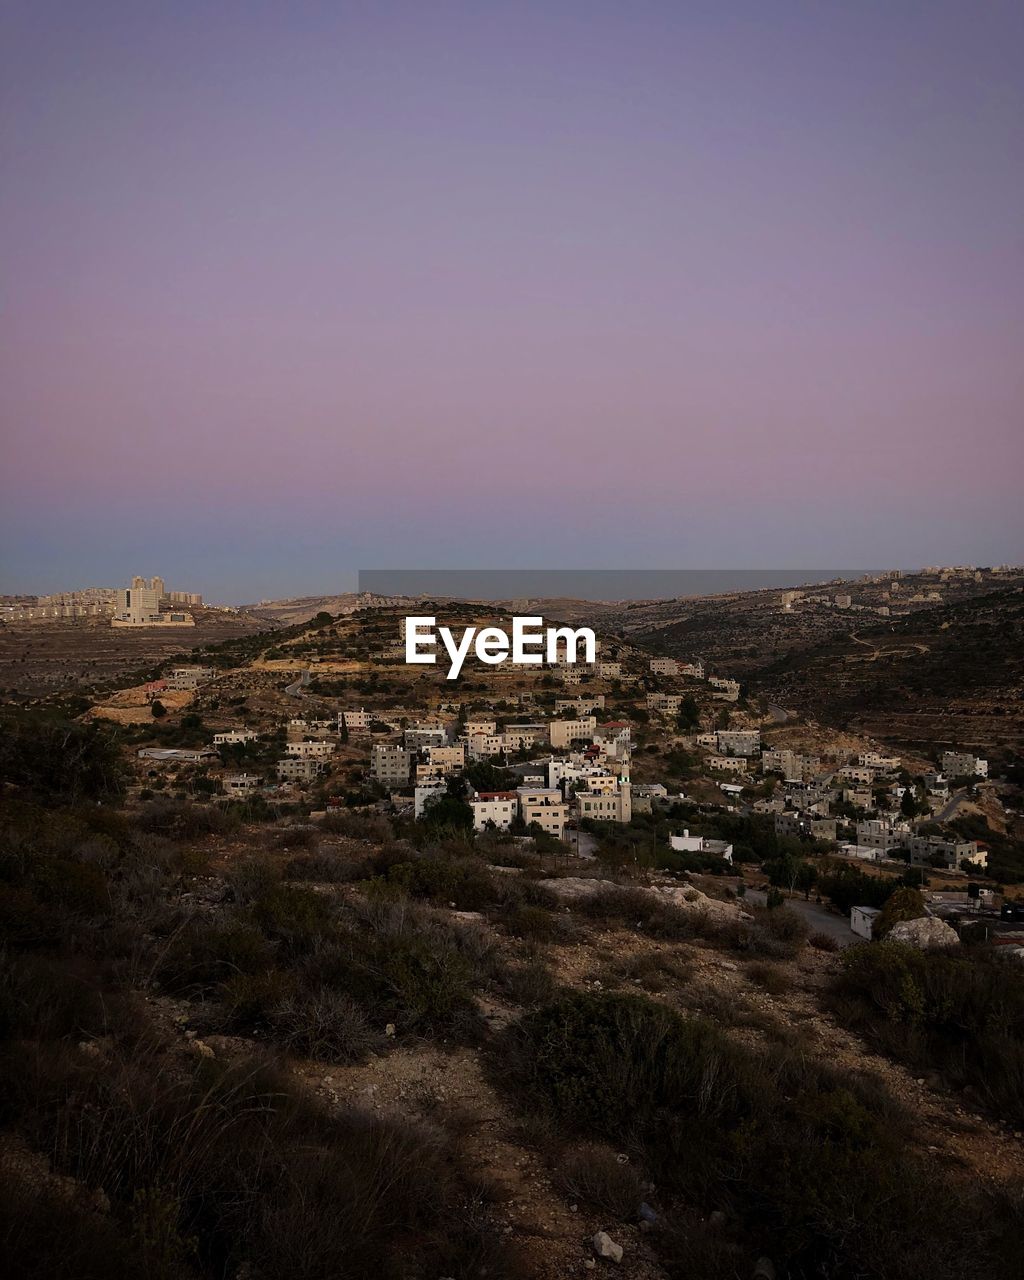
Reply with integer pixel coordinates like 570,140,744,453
0,609,274,697
743,587,1024,759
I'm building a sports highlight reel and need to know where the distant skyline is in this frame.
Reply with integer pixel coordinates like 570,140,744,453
2,2,1022,601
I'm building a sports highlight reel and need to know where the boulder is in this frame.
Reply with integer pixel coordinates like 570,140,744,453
592,1231,623,1263
887,916,960,950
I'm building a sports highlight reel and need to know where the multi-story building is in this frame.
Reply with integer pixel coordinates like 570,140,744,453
471,791,518,832
165,665,216,690
213,729,258,746
404,725,448,751
908,835,984,871
940,751,988,779
577,782,632,824
285,740,335,759
649,658,679,676
855,819,910,852
715,729,760,757
837,765,876,787
708,676,740,701
707,755,748,773
549,716,596,749
223,773,260,795
276,757,326,782
463,718,497,738
554,696,605,715
415,779,449,818
517,786,569,839
858,752,901,770
762,749,820,781
370,744,411,786
426,744,465,773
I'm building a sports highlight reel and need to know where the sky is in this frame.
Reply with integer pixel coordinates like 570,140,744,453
1,1,1022,602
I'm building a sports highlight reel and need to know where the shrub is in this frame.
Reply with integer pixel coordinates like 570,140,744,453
225,856,281,904
744,960,792,996
273,825,319,850
724,905,808,959
808,930,840,952
553,1142,641,1218
318,811,393,842
12,1043,517,1280
375,856,496,911
602,949,692,993
157,918,274,993
0,1174,158,1280
830,942,1024,1124
497,959,557,1007
285,849,368,883
578,887,700,940
251,885,339,956
494,990,1003,1278
136,801,229,840
268,988,377,1062
873,886,926,939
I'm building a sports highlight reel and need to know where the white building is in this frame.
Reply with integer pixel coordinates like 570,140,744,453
213,729,258,746
415,779,449,818
471,791,518,832
669,829,733,864
285,740,335,759
850,905,880,940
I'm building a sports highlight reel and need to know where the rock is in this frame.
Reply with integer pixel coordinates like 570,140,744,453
190,1039,215,1059
385,1023,396,1037
709,1210,727,1228
592,1231,623,1264
584,1261,596,1271
639,1202,658,1223
887,917,960,950
753,1259,776,1280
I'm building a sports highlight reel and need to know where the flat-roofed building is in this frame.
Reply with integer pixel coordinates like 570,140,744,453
472,791,518,831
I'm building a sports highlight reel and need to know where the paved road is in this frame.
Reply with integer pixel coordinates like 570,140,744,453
744,889,859,948
932,788,969,824
284,669,310,698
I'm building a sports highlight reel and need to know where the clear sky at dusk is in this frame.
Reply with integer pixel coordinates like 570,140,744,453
2,1,1021,601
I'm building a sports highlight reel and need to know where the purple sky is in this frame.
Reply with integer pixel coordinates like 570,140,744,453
2,1,1022,601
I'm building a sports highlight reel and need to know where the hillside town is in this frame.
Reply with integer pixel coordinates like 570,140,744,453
109,590,1024,948
3,575,1024,1279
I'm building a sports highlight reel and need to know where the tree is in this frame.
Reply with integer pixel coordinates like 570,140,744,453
420,790,474,837
872,886,926,938
795,862,819,899
676,695,700,732
151,700,168,719
900,787,918,818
